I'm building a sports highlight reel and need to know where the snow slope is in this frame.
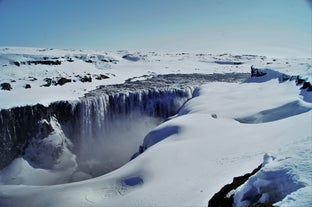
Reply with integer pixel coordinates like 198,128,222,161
0,50,311,207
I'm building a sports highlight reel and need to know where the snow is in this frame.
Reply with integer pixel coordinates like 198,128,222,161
0,47,311,206
233,137,312,207
1,47,311,109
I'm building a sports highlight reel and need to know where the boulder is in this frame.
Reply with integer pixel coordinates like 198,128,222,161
56,77,72,86
1,82,12,90
24,84,31,89
80,75,92,83
94,74,109,80
41,78,53,87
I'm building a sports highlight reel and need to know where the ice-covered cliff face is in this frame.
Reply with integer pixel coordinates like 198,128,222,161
0,73,249,182
68,86,194,177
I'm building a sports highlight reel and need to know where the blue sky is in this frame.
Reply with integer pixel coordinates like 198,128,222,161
0,0,311,56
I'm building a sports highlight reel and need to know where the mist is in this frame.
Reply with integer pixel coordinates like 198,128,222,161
75,112,161,177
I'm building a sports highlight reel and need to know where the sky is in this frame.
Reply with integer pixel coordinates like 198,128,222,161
0,0,311,57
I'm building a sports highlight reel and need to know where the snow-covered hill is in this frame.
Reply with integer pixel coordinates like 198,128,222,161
0,47,311,207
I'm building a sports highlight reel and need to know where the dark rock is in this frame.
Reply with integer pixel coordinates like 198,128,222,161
296,76,305,85
289,76,297,81
100,74,109,79
41,78,53,87
251,66,266,77
11,80,16,83
26,60,62,65
56,77,72,86
13,61,20,66
94,76,102,80
80,75,92,83
85,59,93,63
0,104,51,169
49,101,78,122
300,82,311,90
208,165,262,207
67,58,74,62
29,77,37,81
38,120,54,138
24,84,31,89
100,58,118,64
214,61,243,65
41,77,72,87
0,101,78,170
1,82,12,90
94,74,109,80
139,145,144,153
280,74,290,82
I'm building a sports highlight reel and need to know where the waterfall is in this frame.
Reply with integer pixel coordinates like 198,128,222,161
70,87,194,176
0,86,195,176
0,73,249,179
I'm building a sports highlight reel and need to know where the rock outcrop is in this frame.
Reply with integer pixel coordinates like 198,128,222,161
208,165,262,207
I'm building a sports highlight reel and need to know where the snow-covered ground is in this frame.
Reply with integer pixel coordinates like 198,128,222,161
0,47,311,206
0,47,311,109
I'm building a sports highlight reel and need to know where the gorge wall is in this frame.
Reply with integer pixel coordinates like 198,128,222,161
0,73,250,173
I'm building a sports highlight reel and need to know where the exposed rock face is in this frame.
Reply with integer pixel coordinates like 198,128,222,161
13,60,62,66
208,165,262,207
0,104,53,169
0,101,79,169
251,65,266,77
249,66,312,92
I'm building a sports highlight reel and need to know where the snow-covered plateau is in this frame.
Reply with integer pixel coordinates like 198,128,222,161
0,47,311,207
